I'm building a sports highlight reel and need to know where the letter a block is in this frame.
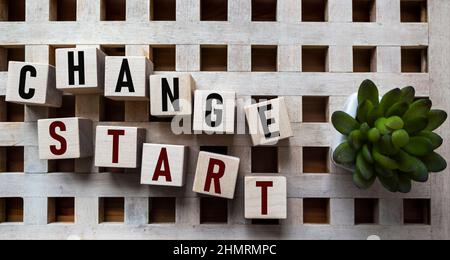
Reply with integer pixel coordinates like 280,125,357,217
140,144,187,187
193,90,236,134
105,56,152,100
95,126,146,168
6,62,62,107
56,48,106,94
150,74,194,117
245,176,287,219
37,118,93,160
245,97,293,146
193,152,240,199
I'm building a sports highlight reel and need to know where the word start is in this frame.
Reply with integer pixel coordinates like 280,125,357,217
5,48,295,220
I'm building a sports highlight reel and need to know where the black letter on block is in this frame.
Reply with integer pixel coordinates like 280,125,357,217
257,104,280,139
115,59,135,93
205,93,223,128
18,65,36,100
162,77,180,112
68,51,85,85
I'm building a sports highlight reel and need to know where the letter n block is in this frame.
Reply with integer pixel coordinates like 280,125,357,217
95,126,146,168
150,74,194,117
193,90,236,134
104,56,152,100
193,152,240,199
37,118,93,160
245,176,287,219
6,62,62,107
245,97,293,146
56,48,106,94
140,144,187,187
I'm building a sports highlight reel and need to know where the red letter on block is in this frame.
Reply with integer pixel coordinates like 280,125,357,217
152,148,172,182
49,121,67,156
108,129,125,164
256,181,273,215
204,158,226,194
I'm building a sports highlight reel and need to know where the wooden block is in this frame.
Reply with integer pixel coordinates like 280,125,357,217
56,48,106,94
244,97,293,146
193,152,240,199
244,176,287,219
38,117,93,160
193,90,236,134
150,74,194,117
94,126,146,168
6,61,62,107
140,144,187,187
105,56,151,100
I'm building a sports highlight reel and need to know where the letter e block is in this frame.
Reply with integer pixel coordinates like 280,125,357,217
38,117,93,160
56,48,106,94
193,152,240,199
150,74,194,117
245,176,287,219
95,126,146,168
105,56,152,100
141,144,187,187
6,62,62,107
245,97,293,146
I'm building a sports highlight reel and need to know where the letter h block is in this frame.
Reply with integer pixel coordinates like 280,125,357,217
37,118,94,160
193,152,240,199
95,126,146,168
245,176,287,219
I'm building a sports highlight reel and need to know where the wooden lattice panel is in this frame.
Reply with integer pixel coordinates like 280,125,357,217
0,0,449,240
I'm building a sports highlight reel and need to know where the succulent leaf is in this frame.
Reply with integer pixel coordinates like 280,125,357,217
362,144,374,164
333,141,356,164
385,116,404,130
368,128,381,143
421,152,447,173
403,99,432,124
400,86,416,104
356,152,374,181
353,168,376,190
379,134,399,156
405,159,429,183
348,130,363,150
386,102,409,118
404,116,428,134
357,100,374,124
332,111,360,135
398,174,412,193
403,136,433,157
416,131,443,150
358,79,379,106
379,88,401,115
425,110,447,131
374,163,395,178
392,129,410,149
373,148,399,170
375,117,390,135
378,173,399,193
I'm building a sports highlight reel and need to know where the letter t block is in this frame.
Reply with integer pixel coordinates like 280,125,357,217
245,176,287,219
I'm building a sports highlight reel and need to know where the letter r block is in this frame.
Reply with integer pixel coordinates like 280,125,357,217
94,126,146,168
140,144,187,187
245,176,287,219
193,152,240,199
244,97,293,146
6,61,62,107
37,117,93,160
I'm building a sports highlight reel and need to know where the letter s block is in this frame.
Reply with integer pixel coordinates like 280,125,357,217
140,144,187,187
193,152,240,199
94,126,146,168
244,176,287,219
245,97,293,146
6,62,62,107
37,118,93,160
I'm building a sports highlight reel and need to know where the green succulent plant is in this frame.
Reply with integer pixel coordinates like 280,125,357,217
332,79,448,193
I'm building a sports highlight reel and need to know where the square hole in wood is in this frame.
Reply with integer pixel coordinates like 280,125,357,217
201,0,228,21
353,46,377,72
50,0,77,21
252,219,280,225
0,147,24,173
401,0,427,23
200,197,228,224
48,197,75,223
353,0,376,22
150,45,176,71
0,100,24,122
401,47,428,73
251,146,278,173
151,0,176,21
0,198,24,223
0,46,25,71
101,45,126,56
302,96,329,123
101,0,126,21
251,45,277,72
302,0,327,22
302,147,329,173
49,95,75,118
149,197,176,223
99,167,125,174
302,46,328,72
355,198,379,225
303,198,329,224
201,45,228,71
48,159,76,173
251,95,278,104
200,146,228,155
403,199,430,225
252,0,277,21
99,197,125,223
0,0,25,21
102,97,125,122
